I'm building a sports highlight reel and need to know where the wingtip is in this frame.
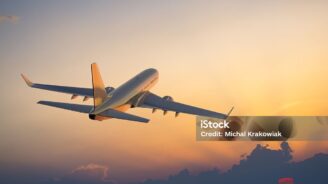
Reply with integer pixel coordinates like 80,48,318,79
226,106,234,118
37,100,48,105
21,74,33,87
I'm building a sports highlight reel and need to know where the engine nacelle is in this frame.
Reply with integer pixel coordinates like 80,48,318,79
163,96,173,101
130,92,149,108
105,87,115,94
162,96,174,115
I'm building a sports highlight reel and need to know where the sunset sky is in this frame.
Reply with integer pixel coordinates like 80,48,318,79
0,0,328,183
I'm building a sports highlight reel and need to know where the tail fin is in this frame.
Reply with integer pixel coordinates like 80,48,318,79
91,63,107,108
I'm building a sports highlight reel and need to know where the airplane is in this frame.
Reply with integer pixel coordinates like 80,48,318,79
21,63,231,123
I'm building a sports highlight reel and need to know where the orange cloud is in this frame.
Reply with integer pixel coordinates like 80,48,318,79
0,15,19,23
70,163,111,182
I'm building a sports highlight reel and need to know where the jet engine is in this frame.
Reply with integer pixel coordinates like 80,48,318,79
163,96,173,101
105,87,115,94
130,92,149,108
162,96,174,115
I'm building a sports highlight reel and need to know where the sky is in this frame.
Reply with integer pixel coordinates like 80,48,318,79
0,0,328,183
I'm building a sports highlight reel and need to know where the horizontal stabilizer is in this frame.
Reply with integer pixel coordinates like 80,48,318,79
99,109,149,123
38,101,93,113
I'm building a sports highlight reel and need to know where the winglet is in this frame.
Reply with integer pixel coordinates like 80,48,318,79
226,106,234,118
21,74,33,87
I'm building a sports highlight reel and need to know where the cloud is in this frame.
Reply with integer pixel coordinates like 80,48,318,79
57,163,117,184
0,163,116,184
0,16,19,23
70,163,110,182
141,142,328,184
0,143,327,184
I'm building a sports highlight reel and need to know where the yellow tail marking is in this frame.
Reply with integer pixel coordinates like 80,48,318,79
91,63,107,108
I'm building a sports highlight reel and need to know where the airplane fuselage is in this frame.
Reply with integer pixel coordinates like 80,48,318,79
92,68,159,116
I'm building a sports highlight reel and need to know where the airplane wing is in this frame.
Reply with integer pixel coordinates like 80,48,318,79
38,101,149,123
21,75,111,98
22,74,93,97
141,92,228,119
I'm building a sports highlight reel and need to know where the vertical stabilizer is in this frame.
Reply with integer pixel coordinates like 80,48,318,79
91,63,107,108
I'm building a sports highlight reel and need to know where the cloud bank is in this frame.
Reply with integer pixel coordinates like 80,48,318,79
0,142,327,184
140,142,327,184
59,163,114,184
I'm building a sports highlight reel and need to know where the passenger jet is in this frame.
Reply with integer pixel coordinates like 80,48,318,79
22,63,230,123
